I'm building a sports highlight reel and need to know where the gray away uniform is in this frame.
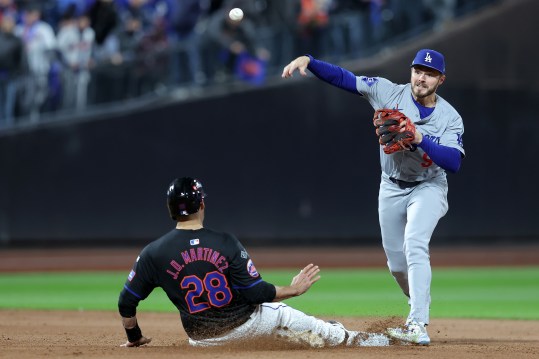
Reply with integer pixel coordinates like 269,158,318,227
357,76,465,324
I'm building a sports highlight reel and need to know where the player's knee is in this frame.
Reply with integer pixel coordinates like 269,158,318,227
385,249,407,273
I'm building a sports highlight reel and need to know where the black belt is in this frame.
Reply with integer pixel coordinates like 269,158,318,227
389,177,422,189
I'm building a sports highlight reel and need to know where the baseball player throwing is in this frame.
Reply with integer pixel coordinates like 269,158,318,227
118,177,390,348
282,49,465,345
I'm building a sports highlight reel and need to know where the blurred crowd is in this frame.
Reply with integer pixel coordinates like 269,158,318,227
0,0,497,128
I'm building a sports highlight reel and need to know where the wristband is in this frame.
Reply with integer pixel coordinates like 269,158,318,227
125,323,143,342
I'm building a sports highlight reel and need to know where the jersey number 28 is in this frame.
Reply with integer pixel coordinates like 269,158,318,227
181,271,233,313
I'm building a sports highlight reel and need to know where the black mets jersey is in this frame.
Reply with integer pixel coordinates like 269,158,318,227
119,228,276,339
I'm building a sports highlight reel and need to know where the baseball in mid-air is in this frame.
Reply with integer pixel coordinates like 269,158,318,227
229,8,243,21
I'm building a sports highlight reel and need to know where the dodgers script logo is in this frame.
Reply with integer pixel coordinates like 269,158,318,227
424,135,440,144
247,259,259,278
424,52,432,63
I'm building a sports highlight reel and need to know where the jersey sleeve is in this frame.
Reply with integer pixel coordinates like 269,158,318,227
119,246,159,313
356,76,399,109
440,114,465,156
225,234,276,303
225,234,265,289
306,55,359,94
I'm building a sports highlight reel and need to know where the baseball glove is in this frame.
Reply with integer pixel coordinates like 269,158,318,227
373,109,416,154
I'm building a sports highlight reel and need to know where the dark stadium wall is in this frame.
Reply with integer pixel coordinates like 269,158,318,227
0,0,537,246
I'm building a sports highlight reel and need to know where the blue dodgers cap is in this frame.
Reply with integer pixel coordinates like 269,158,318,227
411,49,445,74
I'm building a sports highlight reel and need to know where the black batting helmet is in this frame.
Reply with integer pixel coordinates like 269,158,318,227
167,177,206,220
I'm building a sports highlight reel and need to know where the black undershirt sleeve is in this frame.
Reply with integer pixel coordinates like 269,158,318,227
237,280,276,304
118,287,141,318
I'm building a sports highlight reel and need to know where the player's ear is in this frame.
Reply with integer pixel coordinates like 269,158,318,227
200,201,205,211
438,74,446,85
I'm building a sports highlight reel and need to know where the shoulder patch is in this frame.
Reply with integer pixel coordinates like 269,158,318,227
247,259,259,278
128,270,136,281
362,77,379,87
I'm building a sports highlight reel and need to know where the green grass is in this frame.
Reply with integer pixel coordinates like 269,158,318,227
0,267,538,320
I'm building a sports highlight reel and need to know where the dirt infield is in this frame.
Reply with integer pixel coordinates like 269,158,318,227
1,245,538,358
1,310,538,359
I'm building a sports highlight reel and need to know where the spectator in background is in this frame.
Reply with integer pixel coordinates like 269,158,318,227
118,0,154,32
15,4,57,121
87,0,123,104
423,0,456,30
56,0,88,19
134,14,169,95
74,13,95,109
205,2,269,84
367,0,388,44
88,0,118,46
117,14,144,64
0,13,25,127
328,0,371,60
254,0,297,70
387,0,426,39
89,28,124,104
53,1,97,31
116,13,144,97
57,6,94,111
0,0,17,22
56,7,78,109
167,0,206,86
295,0,332,58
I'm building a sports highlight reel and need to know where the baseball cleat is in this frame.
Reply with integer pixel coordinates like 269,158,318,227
387,319,430,345
326,320,390,347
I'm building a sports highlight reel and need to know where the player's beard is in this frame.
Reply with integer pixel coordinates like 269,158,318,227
412,80,440,99
412,82,437,99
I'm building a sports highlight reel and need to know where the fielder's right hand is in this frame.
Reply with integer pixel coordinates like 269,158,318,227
282,56,311,78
